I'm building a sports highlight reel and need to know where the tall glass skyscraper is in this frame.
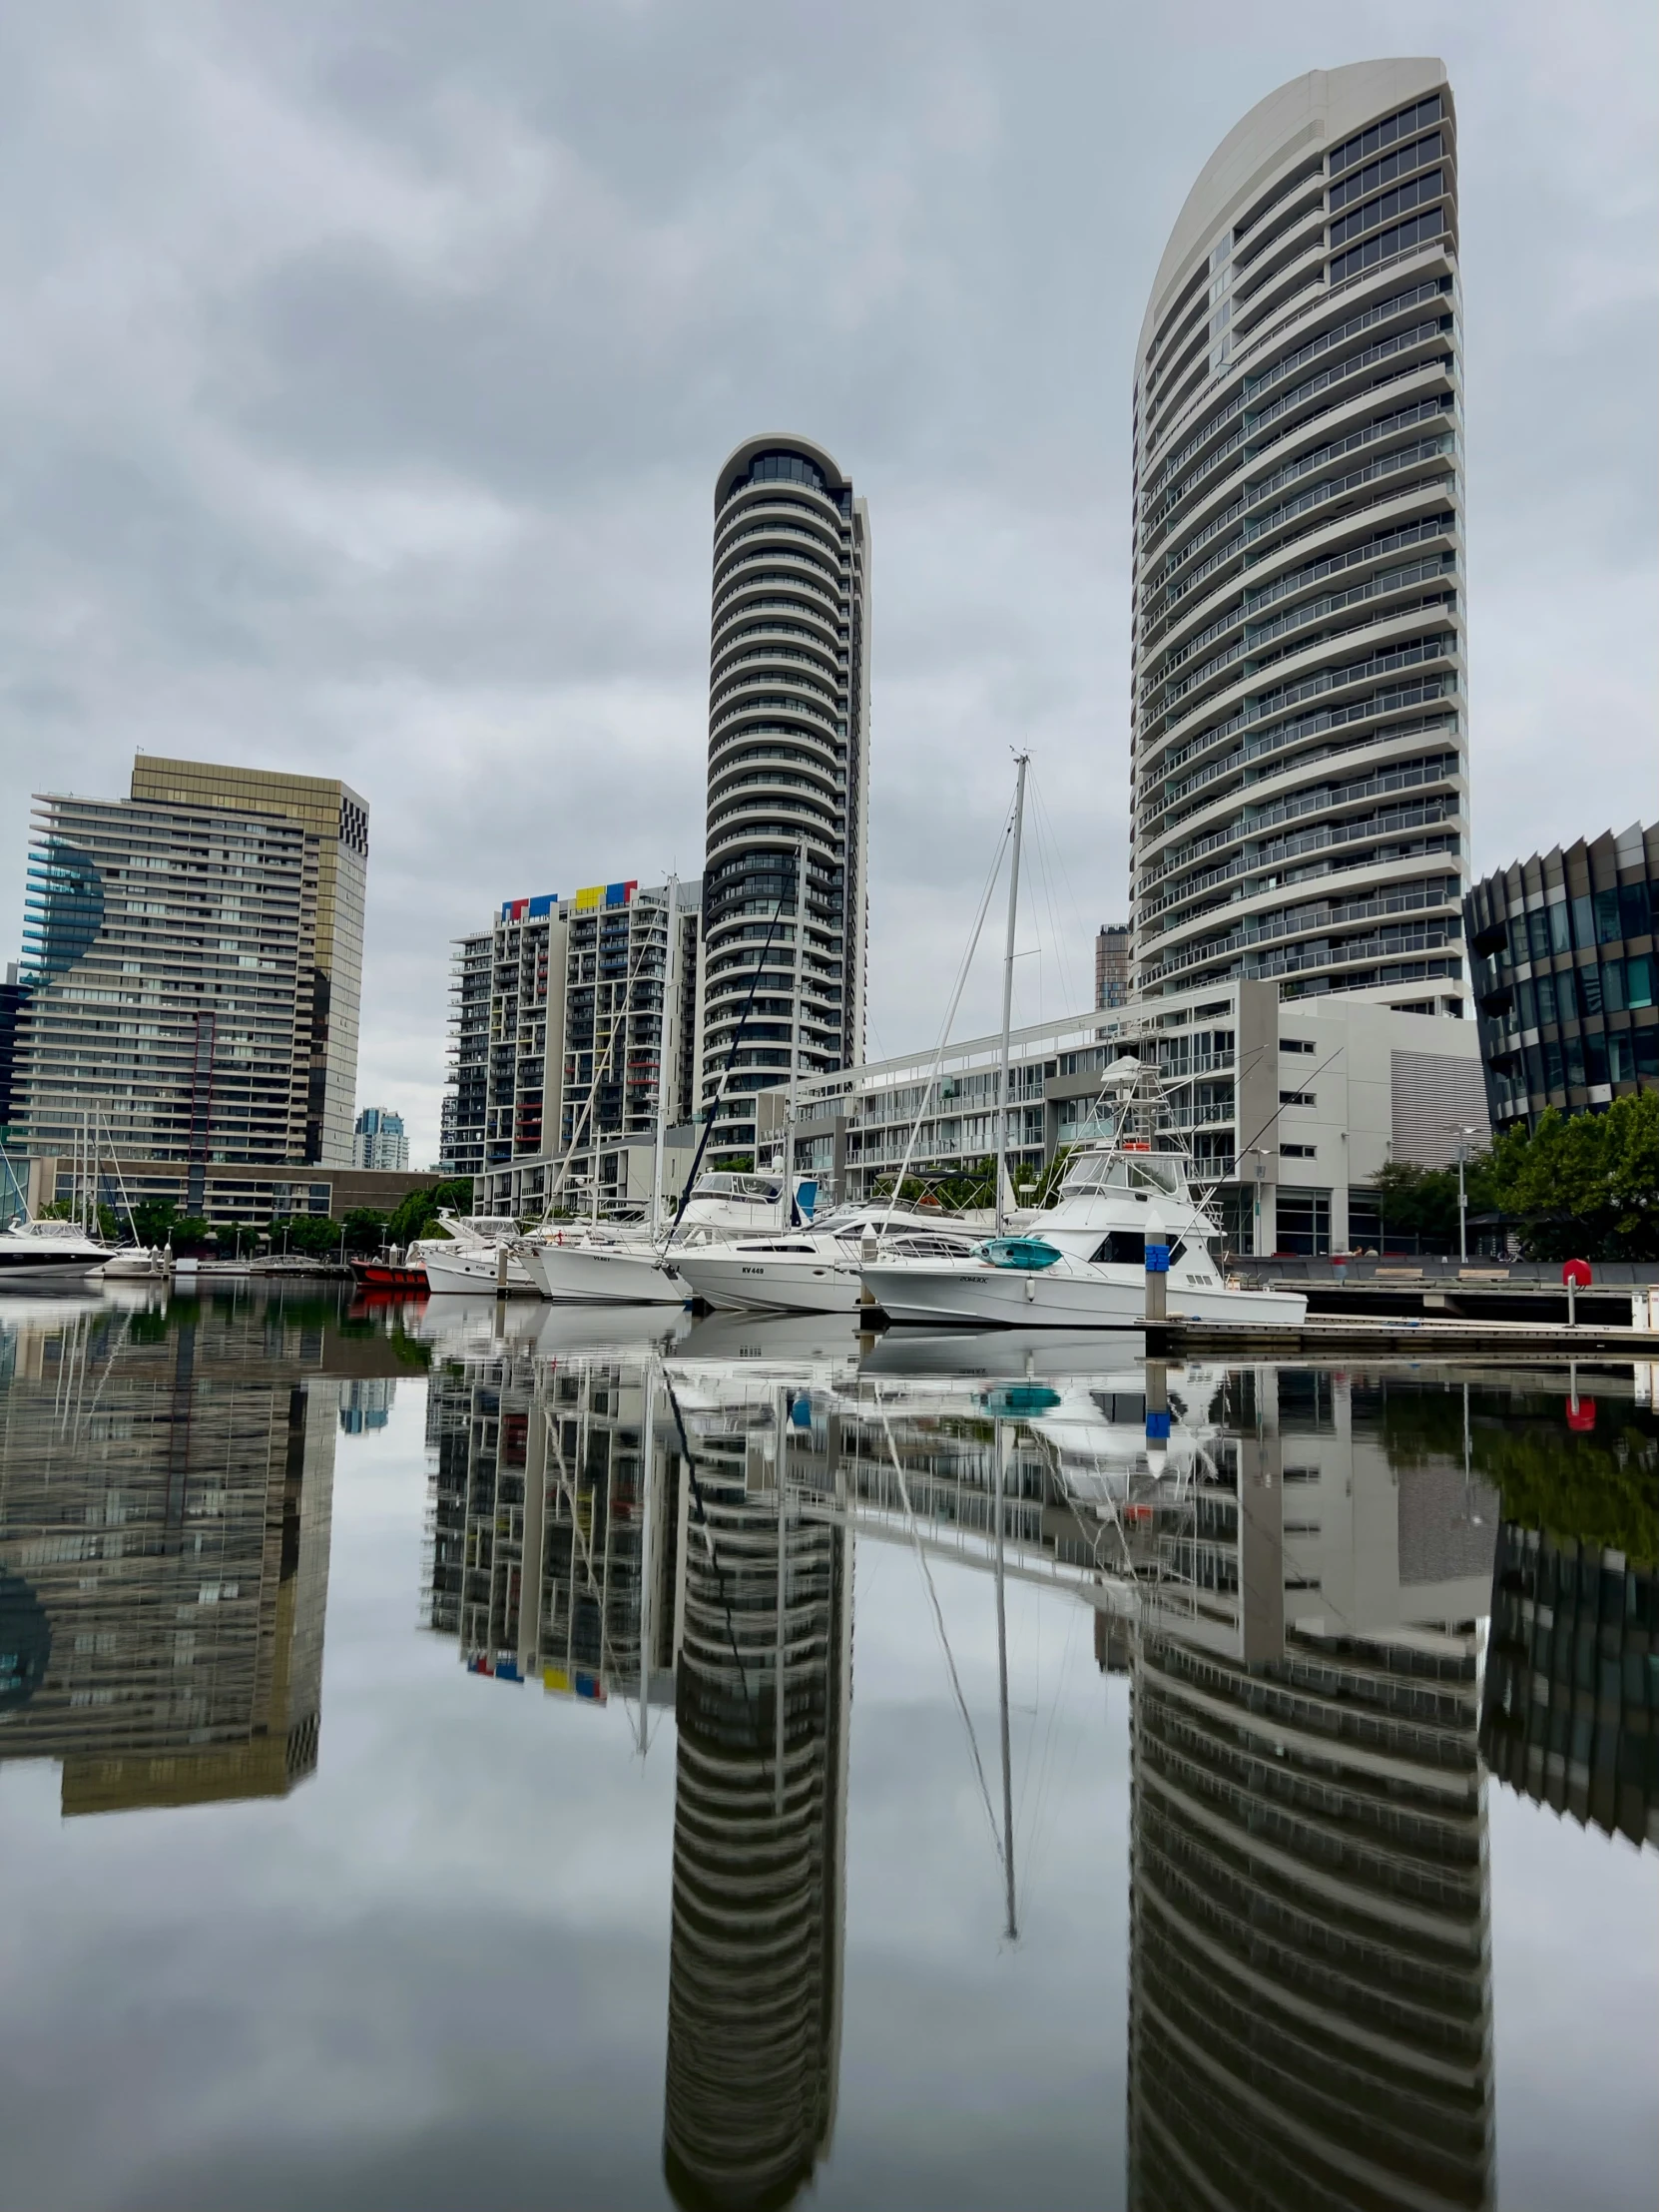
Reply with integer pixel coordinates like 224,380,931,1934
697,437,870,1170
1130,63,1467,1018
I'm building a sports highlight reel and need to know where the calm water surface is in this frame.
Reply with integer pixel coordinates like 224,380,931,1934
0,1287,1653,2211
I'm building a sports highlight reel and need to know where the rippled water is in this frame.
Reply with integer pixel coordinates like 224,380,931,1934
0,1286,1653,2211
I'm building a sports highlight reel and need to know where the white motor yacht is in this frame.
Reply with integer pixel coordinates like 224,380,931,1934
420,1213,539,1296
674,1204,983,1315
862,1142,1307,1330
96,1246,168,1281
514,1172,790,1305
0,1217,111,1287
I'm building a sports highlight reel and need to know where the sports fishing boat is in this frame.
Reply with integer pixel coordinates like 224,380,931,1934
0,1217,112,1287
674,1203,983,1315
862,1134,1305,1330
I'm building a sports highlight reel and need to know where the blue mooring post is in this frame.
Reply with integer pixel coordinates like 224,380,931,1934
1144,1239,1170,1324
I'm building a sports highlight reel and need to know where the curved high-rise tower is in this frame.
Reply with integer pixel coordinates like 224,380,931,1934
698,437,870,1170
1131,63,1466,1015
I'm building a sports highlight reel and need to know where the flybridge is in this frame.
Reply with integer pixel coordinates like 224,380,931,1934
498,881,638,921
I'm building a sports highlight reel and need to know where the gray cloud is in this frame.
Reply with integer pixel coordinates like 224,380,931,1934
0,0,1652,1160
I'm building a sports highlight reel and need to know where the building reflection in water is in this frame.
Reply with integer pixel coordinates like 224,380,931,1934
661,1375,851,2212
0,1296,347,1815
1126,1369,1496,2212
416,1316,1509,2212
1481,1523,1658,1850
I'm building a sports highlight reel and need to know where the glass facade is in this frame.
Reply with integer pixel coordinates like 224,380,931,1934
1465,823,1659,1129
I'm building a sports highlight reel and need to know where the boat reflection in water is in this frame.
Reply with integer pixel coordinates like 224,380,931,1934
0,1292,380,1815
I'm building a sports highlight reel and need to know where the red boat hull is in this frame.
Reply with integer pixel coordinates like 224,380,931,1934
349,1261,429,1291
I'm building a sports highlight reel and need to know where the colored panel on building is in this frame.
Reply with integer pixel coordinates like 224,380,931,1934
605,881,636,907
528,893,556,917
575,886,602,910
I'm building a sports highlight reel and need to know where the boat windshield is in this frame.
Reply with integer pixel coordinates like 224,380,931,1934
690,1174,784,1203
1059,1150,1185,1198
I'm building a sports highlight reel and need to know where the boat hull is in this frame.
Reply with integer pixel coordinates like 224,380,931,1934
423,1250,537,1296
862,1259,1307,1330
0,1255,109,1288
350,1261,429,1292
520,1242,688,1306
675,1249,863,1314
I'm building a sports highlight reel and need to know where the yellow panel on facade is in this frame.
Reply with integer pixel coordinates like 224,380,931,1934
573,886,602,910
543,1667,573,1695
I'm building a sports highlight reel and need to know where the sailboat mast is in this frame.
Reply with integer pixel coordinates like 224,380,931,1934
637,1350,657,1757
995,754,1030,1238
993,1415,1018,1942
650,879,679,1241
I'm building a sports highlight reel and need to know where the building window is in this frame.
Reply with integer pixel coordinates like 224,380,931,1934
1276,1186,1331,1256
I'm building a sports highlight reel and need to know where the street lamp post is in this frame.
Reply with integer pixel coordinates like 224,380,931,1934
1448,1123,1479,1265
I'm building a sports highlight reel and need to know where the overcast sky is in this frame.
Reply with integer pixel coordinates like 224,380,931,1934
1,1,1653,1167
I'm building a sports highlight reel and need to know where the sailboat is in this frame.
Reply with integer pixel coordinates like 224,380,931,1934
859,761,1308,1331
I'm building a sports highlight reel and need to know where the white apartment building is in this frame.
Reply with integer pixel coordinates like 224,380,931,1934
1131,63,1467,1019
443,877,703,1221
768,980,1484,1256
697,437,871,1169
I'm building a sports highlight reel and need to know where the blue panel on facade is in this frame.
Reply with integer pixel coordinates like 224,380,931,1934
528,894,556,917
605,883,626,907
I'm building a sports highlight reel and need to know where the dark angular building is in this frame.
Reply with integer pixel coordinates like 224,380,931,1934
1464,822,1658,1131
1480,1522,1658,1851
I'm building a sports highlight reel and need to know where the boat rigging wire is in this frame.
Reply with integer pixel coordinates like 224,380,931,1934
873,1395,1005,1872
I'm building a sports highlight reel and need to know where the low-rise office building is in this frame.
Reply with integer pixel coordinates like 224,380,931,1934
768,975,1485,1255
23,1154,443,1230
1465,823,1658,1132
444,877,702,1222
